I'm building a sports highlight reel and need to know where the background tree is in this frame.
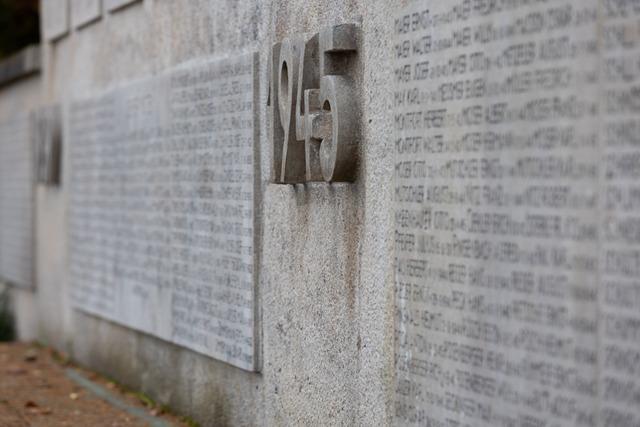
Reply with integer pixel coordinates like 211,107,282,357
0,0,39,59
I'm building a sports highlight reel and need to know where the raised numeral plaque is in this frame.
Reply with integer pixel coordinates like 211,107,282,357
270,24,361,183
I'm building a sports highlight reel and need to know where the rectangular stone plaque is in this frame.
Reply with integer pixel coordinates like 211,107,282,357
105,0,140,12
69,53,259,371
394,1,640,426
0,113,35,289
42,0,70,41
71,0,101,29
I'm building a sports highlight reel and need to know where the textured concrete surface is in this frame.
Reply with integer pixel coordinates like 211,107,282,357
4,0,399,424
263,184,360,425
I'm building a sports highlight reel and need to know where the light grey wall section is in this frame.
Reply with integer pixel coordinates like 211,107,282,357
28,0,398,425
42,0,70,41
0,74,42,341
0,112,35,289
263,185,360,424
71,0,101,29
0,74,41,119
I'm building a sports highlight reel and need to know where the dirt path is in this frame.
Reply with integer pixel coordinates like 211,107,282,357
0,342,188,427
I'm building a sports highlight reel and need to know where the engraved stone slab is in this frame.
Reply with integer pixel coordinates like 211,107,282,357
105,0,140,12
394,1,640,426
69,53,259,371
71,0,101,29
0,113,35,288
42,0,70,41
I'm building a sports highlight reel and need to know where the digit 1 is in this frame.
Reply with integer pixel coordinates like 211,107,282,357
269,43,284,183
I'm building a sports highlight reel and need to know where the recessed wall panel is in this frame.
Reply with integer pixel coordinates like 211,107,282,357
69,53,259,371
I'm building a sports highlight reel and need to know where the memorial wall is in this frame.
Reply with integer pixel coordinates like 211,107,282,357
13,0,640,424
68,54,259,371
394,1,640,426
0,113,34,289
8,0,391,423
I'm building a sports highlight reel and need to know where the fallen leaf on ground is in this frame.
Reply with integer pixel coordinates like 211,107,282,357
23,349,38,362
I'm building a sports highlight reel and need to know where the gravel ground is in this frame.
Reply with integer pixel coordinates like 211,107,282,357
0,342,189,427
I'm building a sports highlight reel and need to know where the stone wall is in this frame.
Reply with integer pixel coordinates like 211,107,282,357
0,46,42,342
11,1,640,426
19,0,398,425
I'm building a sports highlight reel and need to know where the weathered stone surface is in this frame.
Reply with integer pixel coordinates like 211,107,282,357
69,53,259,371
71,0,101,28
262,183,360,425
42,0,70,41
0,113,35,289
394,1,640,426
105,0,140,12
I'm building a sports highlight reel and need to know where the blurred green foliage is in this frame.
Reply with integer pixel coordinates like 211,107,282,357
0,0,39,59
